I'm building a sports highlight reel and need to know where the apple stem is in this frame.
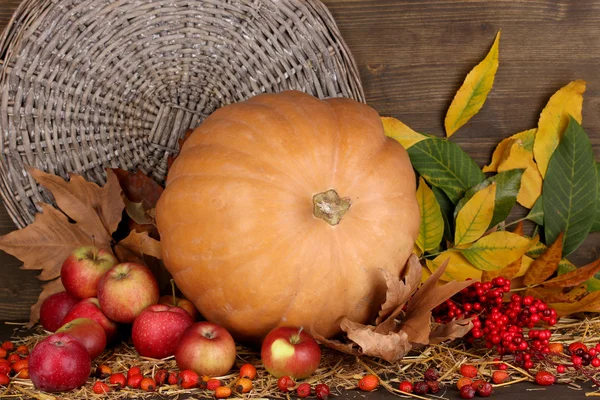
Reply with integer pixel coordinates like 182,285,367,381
170,279,177,306
297,326,304,336
91,235,97,261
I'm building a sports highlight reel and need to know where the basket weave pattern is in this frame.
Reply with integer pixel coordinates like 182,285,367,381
0,0,364,228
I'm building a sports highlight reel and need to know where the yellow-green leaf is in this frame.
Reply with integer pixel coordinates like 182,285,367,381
533,80,586,177
381,117,427,149
444,31,500,137
428,251,482,282
484,128,535,172
460,231,536,271
454,183,497,245
416,177,444,252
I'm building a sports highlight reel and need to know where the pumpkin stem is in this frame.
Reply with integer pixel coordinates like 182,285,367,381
312,189,352,226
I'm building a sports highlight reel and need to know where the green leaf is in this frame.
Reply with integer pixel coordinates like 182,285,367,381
415,177,444,252
460,231,534,271
591,162,600,232
455,169,524,228
543,116,597,256
526,196,544,226
586,277,600,292
432,186,454,242
407,137,485,204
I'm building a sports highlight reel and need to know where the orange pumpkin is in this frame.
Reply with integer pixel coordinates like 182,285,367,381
156,91,420,341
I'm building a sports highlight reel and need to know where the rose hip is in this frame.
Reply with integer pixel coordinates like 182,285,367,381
297,382,311,398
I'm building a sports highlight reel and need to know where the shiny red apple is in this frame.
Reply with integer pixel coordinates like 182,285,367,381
159,295,199,320
39,291,79,332
29,333,91,392
97,262,159,323
174,322,236,377
60,246,118,299
261,327,321,379
56,318,106,360
132,304,193,359
61,298,118,341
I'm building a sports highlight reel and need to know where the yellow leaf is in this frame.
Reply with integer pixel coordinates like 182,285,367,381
429,251,482,282
497,129,542,208
533,80,586,177
460,231,536,271
482,136,513,173
416,177,444,252
381,117,427,149
413,245,423,258
454,183,497,245
515,255,535,277
445,31,500,137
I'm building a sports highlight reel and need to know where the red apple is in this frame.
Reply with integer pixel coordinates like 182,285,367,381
39,291,79,332
60,246,118,299
159,295,199,320
174,322,236,377
97,262,159,323
29,333,91,392
261,327,321,379
56,318,106,360
132,304,193,359
61,298,118,341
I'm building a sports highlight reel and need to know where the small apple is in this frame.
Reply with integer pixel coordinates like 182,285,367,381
61,298,118,341
174,322,236,377
97,262,159,323
159,295,199,320
56,318,106,360
261,327,321,379
132,304,193,359
39,291,79,332
29,333,91,392
60,246,118,299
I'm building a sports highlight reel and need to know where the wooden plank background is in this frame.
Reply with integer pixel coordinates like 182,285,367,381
1,0,600,321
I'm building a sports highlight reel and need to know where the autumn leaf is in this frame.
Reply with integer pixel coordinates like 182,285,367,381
522,232,564,286
114,230,162,262
543,258,600,288
445,31,500,137
341,319,412,362
415,177,444,252
429,318,474,344
112,168,164,208
454,183,496,245
427,251,482,282
460,231,536,271
481,256,522,281
549,291,600,316
381,116,428,149
525,286,572,304
483,128,535,172
533,80,586,177
26,279,64,328
515,255,535,278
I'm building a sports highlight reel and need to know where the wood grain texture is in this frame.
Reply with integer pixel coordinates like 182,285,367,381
1,0,599,320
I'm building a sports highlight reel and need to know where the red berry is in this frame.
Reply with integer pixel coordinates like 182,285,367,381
235,378,253,394
569,342,588,354
168,371,179,385
0,349,5,359
1,342,14,352
215,386,232,399
297,382,311,398
127,366,142,379
127,373,143,389
207,378,222,391
556,365,566,374
358,375,379,391
535,371,555,386
239,363,257,380
474,381,493,397
277,376,295,392
492,371,509,384
460,385,476,399
0,373,9,386
92,381,111,394
315,383,330,400
154,369,168,386
592,358,600,368
426,380,442,394
109,373,126,388
572,356,583,366
589,348,598,357
424,368,438,381
7,354,20,364
399,381,413,393
0,362,9,376
179,370,199,389
460,364,478,378
141,377,156,392
413,381,429,395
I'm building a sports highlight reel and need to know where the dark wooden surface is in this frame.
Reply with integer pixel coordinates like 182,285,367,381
1,0,600,319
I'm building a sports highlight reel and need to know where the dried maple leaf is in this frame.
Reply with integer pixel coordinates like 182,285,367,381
112,168,164,208
341,319,412,362
429,318,474,344
114,230,162,262
523,232,564,286
542,258,600,288
26,279,64,328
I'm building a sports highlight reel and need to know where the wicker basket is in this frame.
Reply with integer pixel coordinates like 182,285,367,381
0,0,364,228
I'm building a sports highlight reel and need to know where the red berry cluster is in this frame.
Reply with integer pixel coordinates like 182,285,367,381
433,277,558,369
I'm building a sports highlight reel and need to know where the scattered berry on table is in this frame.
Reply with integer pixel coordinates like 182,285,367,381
95,364,112,379
179,370,199,389
492,370,509,384
358,374,379,391
127,366,141,379
0,348,6,359
140,377,156,392
109,373,126,388
277,376,295,392
92,381,111,394
235,377,253,393
0,373,9,386
426,380,442,394
15,345,29,357
297,382,311,398
154,369,168,386
239,363,257,380
424,367,439,381
399,380,413,393
413,381,429,395
207,378,222,391
168,371,179,385
315,383,330,400
457,377,473,390
535,371,555,386
1,341,14,352
474,381,493,397
127,373,143,389
556,365,566,374
215,386,232,399
460,364,478,378
460,384,476,399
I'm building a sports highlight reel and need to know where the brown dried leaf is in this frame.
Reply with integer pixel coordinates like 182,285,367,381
523,232,564,286
525,286,571,304
125,199,156,226
114,230,162,262
341,319,412,362
29,168,123,237
0,203,111,280
26,278,64,328
400,258,474,345
513,220,525,236
482,256,522,281
549,291,600,316
310,330,361,357
429,318,474,344
112,169,164,208
543,258,600,288
565,284,588,302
